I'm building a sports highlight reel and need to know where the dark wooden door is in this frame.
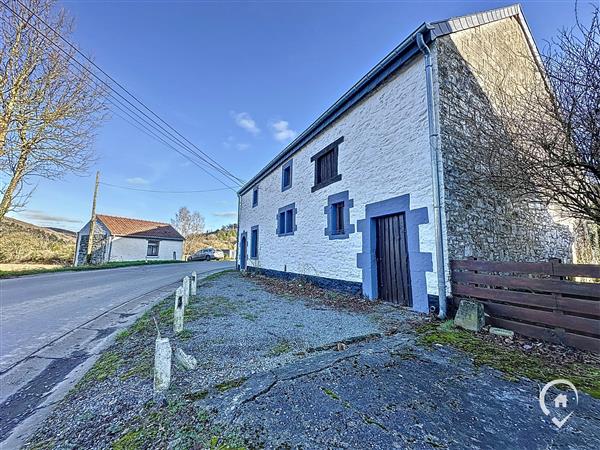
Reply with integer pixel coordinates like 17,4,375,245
375,213,411,305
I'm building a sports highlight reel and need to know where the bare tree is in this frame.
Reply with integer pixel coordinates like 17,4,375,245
0,0,106,219
171,206,205,255
446,5,599,226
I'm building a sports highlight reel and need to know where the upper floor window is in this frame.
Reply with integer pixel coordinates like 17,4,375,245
311,137,343,192
147,240,159,256
277,203,296,236
250,226,259,258
281,159,293,191
252,187,259,207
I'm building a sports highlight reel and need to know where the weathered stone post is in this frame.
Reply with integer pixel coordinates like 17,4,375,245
182,276,190,307
154,336,172,392
190,271,197,296
174,286,185,334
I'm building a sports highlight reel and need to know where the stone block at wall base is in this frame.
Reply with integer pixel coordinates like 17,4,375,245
454,299,485,332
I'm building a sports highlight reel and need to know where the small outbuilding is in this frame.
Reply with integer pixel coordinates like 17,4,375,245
74,214,184,265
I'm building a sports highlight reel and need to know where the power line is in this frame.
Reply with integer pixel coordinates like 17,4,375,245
12,0,244,186
2,0,245,190
99,181,231,194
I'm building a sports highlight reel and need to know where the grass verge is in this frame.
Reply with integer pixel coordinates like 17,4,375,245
416,321,600,398
0,259,187,278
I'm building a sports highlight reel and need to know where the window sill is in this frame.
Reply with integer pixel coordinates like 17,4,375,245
281,183,292,192
312,174,342,193
277,232,295,237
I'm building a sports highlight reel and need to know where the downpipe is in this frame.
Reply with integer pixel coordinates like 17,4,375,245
416,31,447,320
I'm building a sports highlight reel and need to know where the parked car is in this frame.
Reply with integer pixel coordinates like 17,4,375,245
187,248,224,261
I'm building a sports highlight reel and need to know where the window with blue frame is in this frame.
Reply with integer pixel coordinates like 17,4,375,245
281,159,293,191
324,191,354,240
277,203,296,236
250,226,259,258
252,187,259,207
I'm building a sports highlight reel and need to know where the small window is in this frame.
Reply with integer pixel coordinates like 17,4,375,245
311,137,343,192
252,187,259,207
250,226,259,258
324,191,354,240
281,159,293,191
332,202,344,235
277,203,296,236
147,240,159,256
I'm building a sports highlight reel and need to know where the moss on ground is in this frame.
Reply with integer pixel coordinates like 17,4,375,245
108,394,245,449
80,351,123,383
417,321,600,398
198,270,235,285
321,387,340,401
269,340,292,356
215,377,248,393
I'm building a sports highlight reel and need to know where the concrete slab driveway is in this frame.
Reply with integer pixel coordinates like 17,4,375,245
0,260,233,446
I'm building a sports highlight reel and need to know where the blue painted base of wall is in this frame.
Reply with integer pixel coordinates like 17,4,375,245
246,267,362,296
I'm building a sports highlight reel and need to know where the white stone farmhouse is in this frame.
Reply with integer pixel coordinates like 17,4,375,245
236,5,573,316
74,214,184,265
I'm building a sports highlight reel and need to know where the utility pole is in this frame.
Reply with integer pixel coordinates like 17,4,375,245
86,171,100,264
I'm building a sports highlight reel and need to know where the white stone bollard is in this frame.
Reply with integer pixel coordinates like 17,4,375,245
190,271,197,296
153,337,172,392
174,286,185,334
182,276,190,307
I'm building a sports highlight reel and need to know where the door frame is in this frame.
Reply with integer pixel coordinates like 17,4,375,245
356,194,434,312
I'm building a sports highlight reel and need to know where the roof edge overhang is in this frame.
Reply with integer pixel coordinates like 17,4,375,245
237,4,529,196
238,22,435,195
112,234,185,241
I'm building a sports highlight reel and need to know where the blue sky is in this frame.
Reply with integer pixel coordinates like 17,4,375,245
8,0,595,231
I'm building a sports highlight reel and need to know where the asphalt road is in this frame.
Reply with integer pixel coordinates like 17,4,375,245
0,261,233,372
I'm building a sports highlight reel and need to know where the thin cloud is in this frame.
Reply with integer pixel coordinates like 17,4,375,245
20,210,82,224
126,177,150,185
223,136,250,151
213,211,238,219
231,111,260,135
271,120,297,142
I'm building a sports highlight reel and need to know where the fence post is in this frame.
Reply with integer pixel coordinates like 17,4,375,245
174,286,185,334
549,258,566,345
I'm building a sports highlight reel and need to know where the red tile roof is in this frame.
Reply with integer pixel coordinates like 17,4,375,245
97,214,184,240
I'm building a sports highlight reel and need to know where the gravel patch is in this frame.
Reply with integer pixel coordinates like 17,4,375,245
24,271,420,449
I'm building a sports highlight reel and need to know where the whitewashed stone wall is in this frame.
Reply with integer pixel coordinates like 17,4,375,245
109,236,183,262
238,54,441,300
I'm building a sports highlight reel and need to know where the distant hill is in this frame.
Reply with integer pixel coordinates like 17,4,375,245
186,224,237,256
0,217,76,265
45,227,77,238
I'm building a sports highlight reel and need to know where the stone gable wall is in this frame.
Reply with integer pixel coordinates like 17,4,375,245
436,16,573,262
75,219,109,265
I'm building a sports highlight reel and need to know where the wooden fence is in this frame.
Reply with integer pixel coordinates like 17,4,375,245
450,258,600,352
